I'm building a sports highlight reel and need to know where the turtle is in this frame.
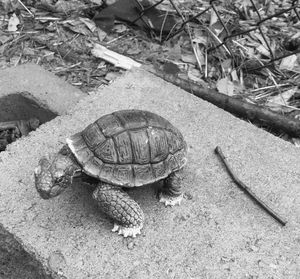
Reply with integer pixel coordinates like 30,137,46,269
34,109,187,237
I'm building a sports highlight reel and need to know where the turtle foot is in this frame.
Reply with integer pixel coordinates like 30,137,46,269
159,193,183,206
112,223,142,238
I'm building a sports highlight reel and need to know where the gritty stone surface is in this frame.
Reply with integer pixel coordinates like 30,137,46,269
0,63,85,115
0,225,52,279
0,68,300,279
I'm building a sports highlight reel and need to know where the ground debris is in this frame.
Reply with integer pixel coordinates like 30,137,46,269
0,118,40,151
0,0,300,141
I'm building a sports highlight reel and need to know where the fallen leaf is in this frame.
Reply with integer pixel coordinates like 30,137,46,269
62,19,92,36
126,48,141,55
54,0,86,13
187,67,203,83
0,35,11,44
210,9,218,26
7,13,20,32
292,138,300,147
216,77,235,96
96,28,107,41
221,59,232,74
113,24,128,33
90,0,103,4
266,87,297,112
279,54,298,71
181,52,197,65
256,44,270,58
79,17,97,33
1,0,20,12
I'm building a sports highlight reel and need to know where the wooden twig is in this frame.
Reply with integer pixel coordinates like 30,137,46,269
91,44,141,70
147,69,300,137
214,146,287,226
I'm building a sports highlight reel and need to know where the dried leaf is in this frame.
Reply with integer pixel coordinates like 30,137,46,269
90,0,103,4
62,19,92,36
54,0,86,13
0,35,11,44
256,44,270,58
181,53,197,65
187,67,203,83
7,13,20,32
216,77,235,96
210,9,218,26
292,138,300,147
79,17,97,33
279,54,298,71
96,29,107,41
266,88,297,112
0,0,19,12
221,59,232,74
113,24,128,34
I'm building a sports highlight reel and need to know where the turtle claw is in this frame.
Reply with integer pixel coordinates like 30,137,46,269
112,223,142,238
159,193,183,206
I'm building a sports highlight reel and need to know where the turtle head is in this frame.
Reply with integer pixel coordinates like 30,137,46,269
34,154,76,199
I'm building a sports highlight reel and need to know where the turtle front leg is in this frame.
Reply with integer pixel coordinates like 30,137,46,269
92,183,144,237
159,168,184,206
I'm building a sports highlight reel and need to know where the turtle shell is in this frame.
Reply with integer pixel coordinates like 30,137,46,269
66,110,187,187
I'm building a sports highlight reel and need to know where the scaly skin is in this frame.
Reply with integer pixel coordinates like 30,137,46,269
34,152,79,199
159,169,184,206
92,183,144,237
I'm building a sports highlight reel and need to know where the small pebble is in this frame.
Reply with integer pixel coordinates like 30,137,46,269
127,241,135,250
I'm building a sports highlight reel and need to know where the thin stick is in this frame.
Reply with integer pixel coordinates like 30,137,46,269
18,0,34,17
214,146,287,226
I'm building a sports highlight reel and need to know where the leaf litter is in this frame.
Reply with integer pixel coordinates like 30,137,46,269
0,0,300,141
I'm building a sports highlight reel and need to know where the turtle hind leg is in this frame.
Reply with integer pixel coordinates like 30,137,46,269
159,168,184,206
92,183,144,237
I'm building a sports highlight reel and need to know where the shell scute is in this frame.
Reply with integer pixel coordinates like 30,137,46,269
94,139,118,163
83,156,103,177
99,163,115,183
165,130,185,154
113,110,147,129
129,129,150,164
96,114,124,136
141,111,170,128
67,132,94,166
82,123,106,149
148,127,168,163
133,164,154,186
152,161,166,178
113,165,133,186
166,154,179,172
113,132,132,164
68,133,86,150
174,150,187,167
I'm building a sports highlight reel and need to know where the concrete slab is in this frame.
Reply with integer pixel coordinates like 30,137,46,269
0,68,299,279
0,63,85,115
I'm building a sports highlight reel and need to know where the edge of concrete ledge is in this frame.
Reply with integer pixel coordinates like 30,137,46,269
0,63,86,115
